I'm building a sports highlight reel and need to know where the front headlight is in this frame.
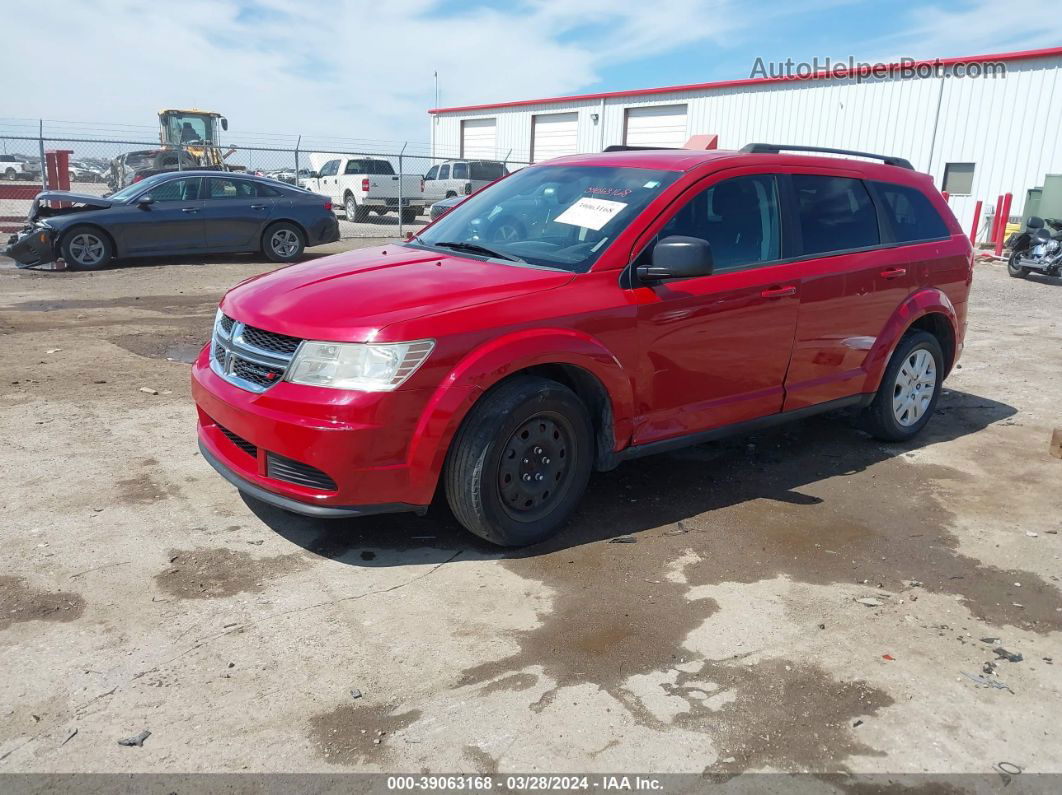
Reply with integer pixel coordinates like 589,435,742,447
286,339,435,391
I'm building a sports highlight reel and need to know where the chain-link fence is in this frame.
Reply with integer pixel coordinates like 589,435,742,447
1,120,531,241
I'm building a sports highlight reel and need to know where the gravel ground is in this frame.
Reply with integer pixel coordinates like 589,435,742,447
0,247,1059,781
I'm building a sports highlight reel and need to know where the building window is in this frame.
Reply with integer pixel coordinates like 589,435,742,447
943,163,975,196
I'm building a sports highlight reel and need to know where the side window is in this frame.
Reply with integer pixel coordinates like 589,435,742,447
470,162,504,180
425,165,438,181
658,174,781,271
145,177,200,202
206,178,256,199
792,175,879,256
452,163,468,179
874,182,950,243
344,159,366,175
255,182,284,198
319,160,339,177
439,164,450,180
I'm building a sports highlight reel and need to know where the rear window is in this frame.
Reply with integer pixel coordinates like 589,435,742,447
792,175,880,256
873,182,950,243
470,162,506,180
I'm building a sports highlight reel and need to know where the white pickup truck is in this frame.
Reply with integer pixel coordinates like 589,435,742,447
304,156,425,223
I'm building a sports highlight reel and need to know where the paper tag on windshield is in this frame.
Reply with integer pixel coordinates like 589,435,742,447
554,197,628,231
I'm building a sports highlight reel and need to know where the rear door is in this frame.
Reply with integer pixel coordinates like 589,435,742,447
631,171,801,442
782,172,918,410
200,177,275,250
117,176,205,255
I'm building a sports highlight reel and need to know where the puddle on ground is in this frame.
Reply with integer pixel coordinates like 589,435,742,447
0,576,85,631
154,547,308,600
308,703,421,765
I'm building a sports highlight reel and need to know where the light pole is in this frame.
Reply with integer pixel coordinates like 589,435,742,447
431,71,439,161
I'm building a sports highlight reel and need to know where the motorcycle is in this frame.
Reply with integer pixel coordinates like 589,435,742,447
1006,216,1062,278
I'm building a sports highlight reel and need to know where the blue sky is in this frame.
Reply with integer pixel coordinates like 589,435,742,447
2,0,1058,151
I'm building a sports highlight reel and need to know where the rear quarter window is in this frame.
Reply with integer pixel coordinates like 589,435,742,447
873,182,950,243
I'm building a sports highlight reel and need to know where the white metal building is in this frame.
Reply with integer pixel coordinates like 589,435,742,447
429,47,1062,238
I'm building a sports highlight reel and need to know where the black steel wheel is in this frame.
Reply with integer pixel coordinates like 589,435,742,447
445,375,593,546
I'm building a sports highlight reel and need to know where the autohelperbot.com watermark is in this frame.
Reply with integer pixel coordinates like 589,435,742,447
750,56,1006,83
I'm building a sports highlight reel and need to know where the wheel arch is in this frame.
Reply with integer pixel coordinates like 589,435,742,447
59,222,117,259
863,288,959,392
261,217,308,246
403,329,636,503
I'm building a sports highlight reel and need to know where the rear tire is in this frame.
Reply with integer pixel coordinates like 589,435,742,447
262,222,305,262
401,207,419,224
61,226,113,270
3,167,16,180
444,376,593,547
344,194,370,222
860,330,944,442
1007,252,1030,278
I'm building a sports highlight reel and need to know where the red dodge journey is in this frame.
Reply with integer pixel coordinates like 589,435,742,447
192,143,972,546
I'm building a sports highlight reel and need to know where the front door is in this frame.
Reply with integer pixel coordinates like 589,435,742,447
631,172,801,444
118,176,205,255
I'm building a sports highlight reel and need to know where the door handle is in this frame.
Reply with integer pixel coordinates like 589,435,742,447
181,207,198,214
761,285,797,299
880,267,907,279
250,204,266,210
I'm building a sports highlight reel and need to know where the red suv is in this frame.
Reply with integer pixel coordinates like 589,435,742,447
192,143,971,546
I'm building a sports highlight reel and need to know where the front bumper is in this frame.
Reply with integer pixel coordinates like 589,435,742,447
4,226,56,268
191,345,452,516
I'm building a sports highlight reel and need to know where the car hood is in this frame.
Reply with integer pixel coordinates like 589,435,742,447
31,191,115,222
221,244,574,342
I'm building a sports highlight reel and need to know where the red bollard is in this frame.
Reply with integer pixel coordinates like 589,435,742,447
969,200,983,245
990,194,1004,245
994,193,1013,257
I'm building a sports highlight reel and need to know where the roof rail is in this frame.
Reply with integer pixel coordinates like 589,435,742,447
739,143,914,170
603,144,680,152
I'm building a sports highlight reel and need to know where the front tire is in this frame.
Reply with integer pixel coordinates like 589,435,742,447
860,330,944,442
262,222,305,262
3,167,16,180
61,226,113,270
401,207,419,224
444,376,594,547
1007,252,1030,278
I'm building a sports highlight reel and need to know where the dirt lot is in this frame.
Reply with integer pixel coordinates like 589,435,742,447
0,246,1060,780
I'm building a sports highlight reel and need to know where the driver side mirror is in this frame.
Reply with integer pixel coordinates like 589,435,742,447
137,195,155,208
637,236,714,282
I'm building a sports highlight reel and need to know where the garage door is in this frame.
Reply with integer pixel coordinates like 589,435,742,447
532,113,578,163
624,105,688,148
461,118,497,160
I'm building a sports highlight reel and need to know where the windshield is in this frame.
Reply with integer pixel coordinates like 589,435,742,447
164,113,214,145
410,165,680,272
108,172,172,202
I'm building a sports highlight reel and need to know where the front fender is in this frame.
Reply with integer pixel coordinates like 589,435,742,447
862,288,958,393
403,328,635,502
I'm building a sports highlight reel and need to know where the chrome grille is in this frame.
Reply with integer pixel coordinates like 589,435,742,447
210,313,303,393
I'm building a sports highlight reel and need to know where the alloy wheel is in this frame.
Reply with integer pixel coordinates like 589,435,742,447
270,229,299,257
69,233,105,266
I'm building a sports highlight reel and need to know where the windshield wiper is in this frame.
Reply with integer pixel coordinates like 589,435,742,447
430,240,524,263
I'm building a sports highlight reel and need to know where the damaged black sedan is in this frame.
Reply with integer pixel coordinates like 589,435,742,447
3,171,340,270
